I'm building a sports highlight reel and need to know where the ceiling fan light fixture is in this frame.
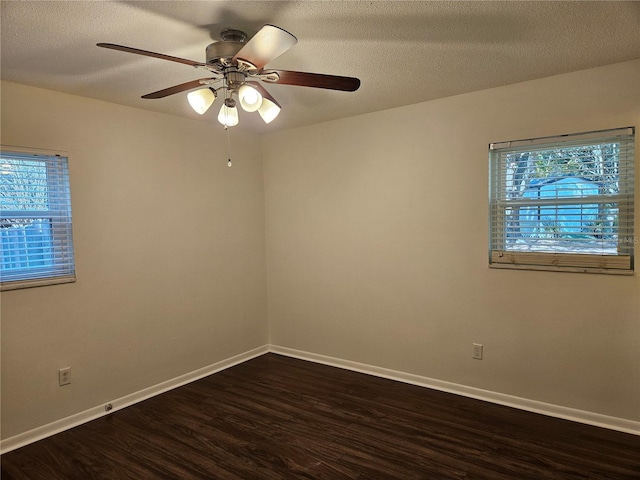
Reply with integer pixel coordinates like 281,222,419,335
99,24,361,131
187,88,216,115
238,84,263,112
258,97,281,124
218,98,239,127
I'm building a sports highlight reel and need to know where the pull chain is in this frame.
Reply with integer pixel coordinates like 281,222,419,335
222,80,232,168
225,124,232,167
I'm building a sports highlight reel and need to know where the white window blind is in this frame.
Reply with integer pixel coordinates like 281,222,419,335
1,148,76,289
489,127,635,274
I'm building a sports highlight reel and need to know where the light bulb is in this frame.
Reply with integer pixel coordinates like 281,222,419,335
187,88,215,115
238,84,263,112
218,99,239,127
258,97,281,124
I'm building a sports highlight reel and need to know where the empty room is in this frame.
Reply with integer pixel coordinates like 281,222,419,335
1,1,639,478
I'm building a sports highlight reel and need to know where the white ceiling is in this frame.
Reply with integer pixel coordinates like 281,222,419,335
2,1,640,134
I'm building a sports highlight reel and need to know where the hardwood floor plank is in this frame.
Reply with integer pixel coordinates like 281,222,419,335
2,353,639,479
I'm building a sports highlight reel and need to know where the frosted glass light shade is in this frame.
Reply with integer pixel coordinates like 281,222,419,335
187,88,215,115
218,102,239,127
258,98,281,124
238,84,263,112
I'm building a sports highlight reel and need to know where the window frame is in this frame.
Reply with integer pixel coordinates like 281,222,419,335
488,127,635,275
1,146,76,290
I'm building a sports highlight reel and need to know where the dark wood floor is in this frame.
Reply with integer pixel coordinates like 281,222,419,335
2,353,639,479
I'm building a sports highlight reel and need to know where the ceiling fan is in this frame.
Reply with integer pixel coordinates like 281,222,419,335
97,25,361,127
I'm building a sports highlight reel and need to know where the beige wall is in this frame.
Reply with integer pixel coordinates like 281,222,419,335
2,60,639,441
0,82,268,438
263,60,640,421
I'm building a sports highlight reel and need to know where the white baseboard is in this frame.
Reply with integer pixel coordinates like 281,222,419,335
3,343,638,454
0,345,269,454
269,345,640,436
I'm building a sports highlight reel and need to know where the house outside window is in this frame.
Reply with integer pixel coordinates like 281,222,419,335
489,127,635,274
0,148,76,290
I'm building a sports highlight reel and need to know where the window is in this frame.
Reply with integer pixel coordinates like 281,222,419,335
489,127,635,274
1,148,76,290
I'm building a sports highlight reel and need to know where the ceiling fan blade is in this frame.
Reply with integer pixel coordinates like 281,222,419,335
97,43,205,67
232,25,297,70
141,79,216,99
263,70,361,92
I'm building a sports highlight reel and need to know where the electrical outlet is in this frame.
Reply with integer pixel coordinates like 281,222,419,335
58,367,71,386
472,343,483,360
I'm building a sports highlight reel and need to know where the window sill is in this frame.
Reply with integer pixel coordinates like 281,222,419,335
1,275,76,291
489,263,634,275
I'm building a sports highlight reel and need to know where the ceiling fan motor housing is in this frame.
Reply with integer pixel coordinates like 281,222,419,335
205,40,244,70
205,29,247,71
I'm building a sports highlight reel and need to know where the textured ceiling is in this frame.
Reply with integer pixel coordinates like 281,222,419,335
2,1,640,133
